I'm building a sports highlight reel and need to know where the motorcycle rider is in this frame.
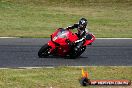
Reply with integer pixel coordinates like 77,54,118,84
66,18,92,53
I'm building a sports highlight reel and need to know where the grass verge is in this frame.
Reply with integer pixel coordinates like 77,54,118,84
0,66,132,88
0,0,132,38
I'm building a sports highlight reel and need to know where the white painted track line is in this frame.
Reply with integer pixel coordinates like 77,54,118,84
0,37,132,39
0,37,19,38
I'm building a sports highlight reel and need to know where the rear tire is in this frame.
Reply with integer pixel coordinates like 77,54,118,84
77,46,86,57
38,44,50,58
69,46,86,59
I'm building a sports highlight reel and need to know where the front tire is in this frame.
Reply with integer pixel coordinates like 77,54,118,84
38,44,51,58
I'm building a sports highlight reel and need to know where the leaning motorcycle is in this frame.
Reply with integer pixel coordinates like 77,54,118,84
38,28,95,59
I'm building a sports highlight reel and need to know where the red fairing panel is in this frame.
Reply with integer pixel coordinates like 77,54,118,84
83,34,95,46
47,41,56,52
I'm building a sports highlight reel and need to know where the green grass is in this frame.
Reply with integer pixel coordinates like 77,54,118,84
0,0,132,38
0,66,132,88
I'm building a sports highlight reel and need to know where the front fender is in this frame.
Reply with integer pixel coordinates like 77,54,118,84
47,41,56,51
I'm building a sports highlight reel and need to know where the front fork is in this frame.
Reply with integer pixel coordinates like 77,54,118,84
47,41,56,53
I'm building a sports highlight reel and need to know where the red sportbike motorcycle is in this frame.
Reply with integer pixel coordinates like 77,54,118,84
38,28,95,59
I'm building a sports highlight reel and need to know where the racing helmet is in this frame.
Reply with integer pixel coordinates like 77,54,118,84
78,18,88,29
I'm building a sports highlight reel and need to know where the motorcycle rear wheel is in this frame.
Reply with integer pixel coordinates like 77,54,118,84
77,46,86,56
38,44,50,58
69,46,86,59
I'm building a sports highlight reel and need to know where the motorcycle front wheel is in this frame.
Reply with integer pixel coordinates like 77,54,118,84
38,44,51,58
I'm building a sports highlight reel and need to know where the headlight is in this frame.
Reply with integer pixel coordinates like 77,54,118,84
53,36,57,41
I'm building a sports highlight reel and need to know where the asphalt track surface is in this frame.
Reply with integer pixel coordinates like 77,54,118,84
0,38,132,68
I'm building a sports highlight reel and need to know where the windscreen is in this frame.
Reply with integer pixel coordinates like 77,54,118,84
56,29,69,38
53,29,69,41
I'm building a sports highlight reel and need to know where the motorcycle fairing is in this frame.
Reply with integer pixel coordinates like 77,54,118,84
48,28,78,56
83,34,95,46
